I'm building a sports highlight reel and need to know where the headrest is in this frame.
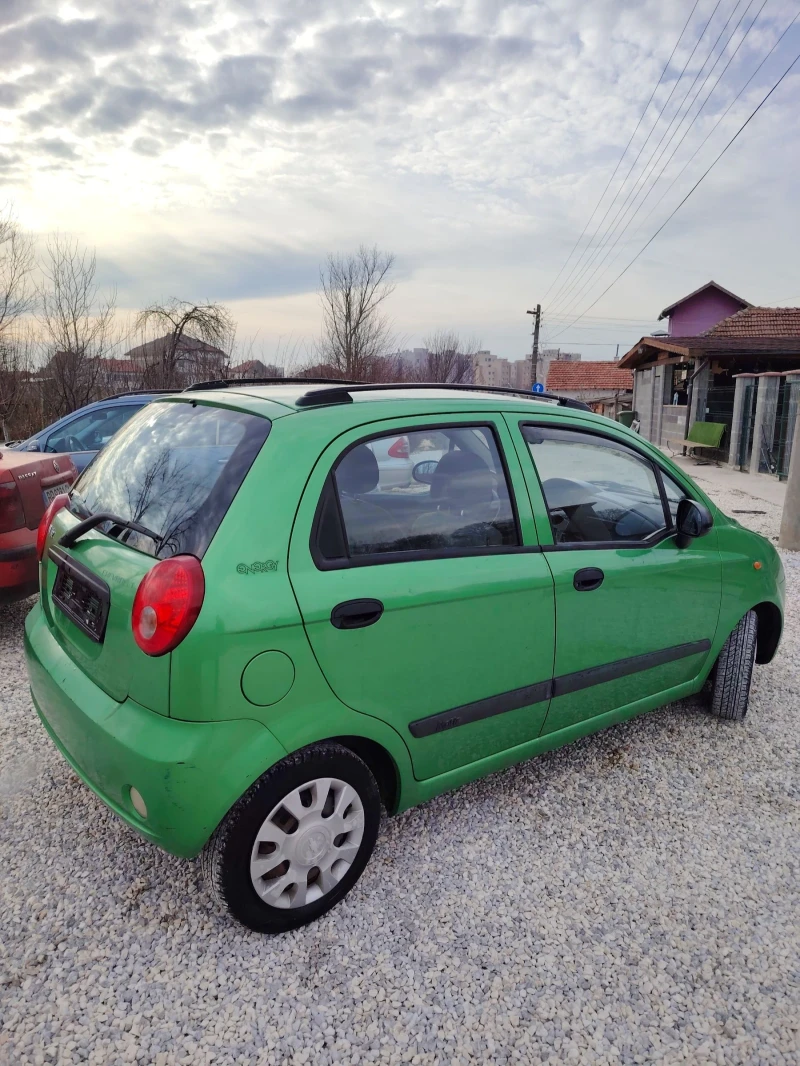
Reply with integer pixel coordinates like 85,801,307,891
337,444,380,495
433,450,494,507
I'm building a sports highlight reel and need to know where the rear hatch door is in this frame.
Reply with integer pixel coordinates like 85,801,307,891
40,398,271,713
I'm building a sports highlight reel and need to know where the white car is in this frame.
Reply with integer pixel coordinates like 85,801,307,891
366,435,413,489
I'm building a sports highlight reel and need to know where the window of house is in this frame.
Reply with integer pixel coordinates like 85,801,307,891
316,425,519,562
523,425,668,545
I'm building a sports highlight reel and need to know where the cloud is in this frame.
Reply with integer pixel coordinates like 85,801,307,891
1,0,798,359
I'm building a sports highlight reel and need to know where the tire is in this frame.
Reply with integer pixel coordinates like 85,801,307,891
709,610,758,721
202,742,381,933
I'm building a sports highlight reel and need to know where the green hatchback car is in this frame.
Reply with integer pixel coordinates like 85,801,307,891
25,382,784,932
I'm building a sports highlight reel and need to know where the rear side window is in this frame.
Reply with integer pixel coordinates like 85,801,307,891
315,424,519,564
72,401,270,558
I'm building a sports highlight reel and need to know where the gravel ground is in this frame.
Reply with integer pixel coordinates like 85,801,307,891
1,482,798,1066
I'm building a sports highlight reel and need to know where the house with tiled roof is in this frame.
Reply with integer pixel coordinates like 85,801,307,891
545,360,633,419
619,284,800,475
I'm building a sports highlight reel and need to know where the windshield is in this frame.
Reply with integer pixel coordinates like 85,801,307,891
71,400,270,558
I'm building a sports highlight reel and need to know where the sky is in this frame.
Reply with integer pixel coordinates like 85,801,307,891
2,0,799,366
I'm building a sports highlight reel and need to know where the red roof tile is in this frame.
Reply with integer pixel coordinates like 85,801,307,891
546,361,633,391
703,306,800,338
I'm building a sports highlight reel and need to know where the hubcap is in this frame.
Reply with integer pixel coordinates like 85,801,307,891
249,777,365,909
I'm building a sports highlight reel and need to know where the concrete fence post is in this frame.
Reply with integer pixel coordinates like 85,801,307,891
728,373,756,470
749,373,782,476
779,400,800,549
782,371,800,477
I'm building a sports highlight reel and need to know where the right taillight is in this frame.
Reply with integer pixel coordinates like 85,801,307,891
388,436,410,459
36,493,70,559
132,555,205,656
0,480,26,534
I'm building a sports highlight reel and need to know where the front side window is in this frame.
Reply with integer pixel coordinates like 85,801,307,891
523,425,668,545
317,425,519,562
661,470,689,524
72,400,270,558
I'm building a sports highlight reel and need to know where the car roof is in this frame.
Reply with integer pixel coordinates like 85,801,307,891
180,382,582,413
162,381,628,436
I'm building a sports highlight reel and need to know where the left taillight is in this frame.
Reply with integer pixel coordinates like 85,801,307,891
132,555,205,656
388,436,410,459
36,494,70,560
0,480,26,534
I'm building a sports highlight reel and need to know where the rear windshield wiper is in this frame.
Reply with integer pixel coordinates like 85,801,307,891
59,511,162,550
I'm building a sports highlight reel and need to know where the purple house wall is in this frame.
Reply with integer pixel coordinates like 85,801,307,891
660,282,749,336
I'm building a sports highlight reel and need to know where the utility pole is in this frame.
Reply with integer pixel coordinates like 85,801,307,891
527,305,541,387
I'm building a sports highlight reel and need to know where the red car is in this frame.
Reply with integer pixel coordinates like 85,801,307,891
0,448,77,605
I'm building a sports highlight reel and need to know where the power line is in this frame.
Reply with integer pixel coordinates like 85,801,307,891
550,0,765,323
541,0,702,304
550,0,753,317
597,3,800,275
546,43,800,337
547,0,726,312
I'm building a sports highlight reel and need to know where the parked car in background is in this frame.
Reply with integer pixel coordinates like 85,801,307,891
1,448,77,604
367,433,412,489
25,382,783,934
13,391,171,473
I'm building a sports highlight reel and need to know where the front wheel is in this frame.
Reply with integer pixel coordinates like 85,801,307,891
709,610,758,721
202,743,381,933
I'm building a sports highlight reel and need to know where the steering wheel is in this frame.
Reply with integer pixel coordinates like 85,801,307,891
63,435,84,452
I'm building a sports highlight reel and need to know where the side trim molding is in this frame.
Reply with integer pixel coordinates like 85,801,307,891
408,639,712,738
553,639,711,697
409,679,552,738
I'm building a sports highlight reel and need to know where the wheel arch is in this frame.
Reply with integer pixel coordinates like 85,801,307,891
753,601,782,664
330,735,400,814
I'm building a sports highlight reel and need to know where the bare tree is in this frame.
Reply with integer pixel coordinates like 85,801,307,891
414,330,478,383
38,235,118,416
135,299,235,388
0,205,35,342
318,245,395,380
0,328,36,441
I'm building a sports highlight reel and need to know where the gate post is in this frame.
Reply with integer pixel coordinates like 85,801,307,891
729,373,756,470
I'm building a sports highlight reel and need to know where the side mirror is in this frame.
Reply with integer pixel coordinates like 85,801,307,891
26,440,41,452
675,497,713,548
413,459,439,485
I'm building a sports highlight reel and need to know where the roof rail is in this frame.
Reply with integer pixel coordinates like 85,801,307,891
183,376,361,392
101,388,178,400
293,382,592,411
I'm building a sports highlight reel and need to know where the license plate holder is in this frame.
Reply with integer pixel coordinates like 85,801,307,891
43,482,72,506
50,547,110,643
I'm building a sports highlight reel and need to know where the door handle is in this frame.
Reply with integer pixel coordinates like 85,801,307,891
573,567,604,592
330,599,384,629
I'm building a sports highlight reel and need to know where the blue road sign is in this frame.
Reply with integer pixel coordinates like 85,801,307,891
532,382,545,393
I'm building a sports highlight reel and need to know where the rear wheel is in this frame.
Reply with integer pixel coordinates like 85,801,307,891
202,743,381,933
709,610,758,721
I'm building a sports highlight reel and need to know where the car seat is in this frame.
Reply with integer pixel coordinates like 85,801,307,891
412,451,503,546
336,445,408,555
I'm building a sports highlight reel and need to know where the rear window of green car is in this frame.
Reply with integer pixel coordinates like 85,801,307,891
71,401,271,559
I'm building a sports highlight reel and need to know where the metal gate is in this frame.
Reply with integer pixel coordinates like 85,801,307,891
737,383,756,469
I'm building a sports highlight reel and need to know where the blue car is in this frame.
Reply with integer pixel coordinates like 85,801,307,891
13,391,172,473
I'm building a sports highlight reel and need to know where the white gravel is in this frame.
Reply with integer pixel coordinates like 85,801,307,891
1,481,798,1065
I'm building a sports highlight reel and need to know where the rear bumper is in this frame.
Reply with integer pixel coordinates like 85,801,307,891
0,539,37,604
24,603,288,857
